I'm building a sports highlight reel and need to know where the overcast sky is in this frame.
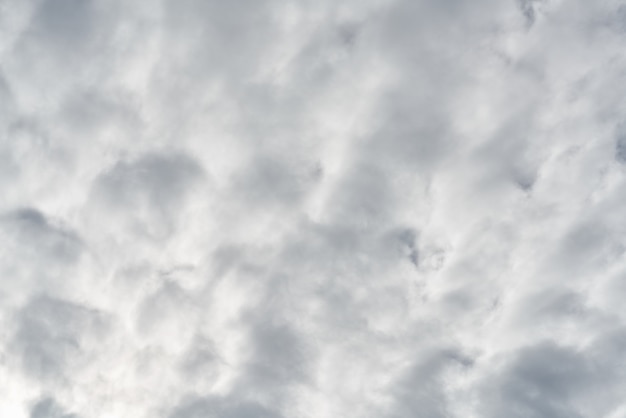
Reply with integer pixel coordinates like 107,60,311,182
1,0,626,417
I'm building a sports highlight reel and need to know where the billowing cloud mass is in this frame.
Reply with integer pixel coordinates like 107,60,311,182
1,0,626,417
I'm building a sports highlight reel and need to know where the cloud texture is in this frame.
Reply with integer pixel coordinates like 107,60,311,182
2,0,626,417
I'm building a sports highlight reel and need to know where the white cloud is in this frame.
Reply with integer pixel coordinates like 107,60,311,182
1,0,626,417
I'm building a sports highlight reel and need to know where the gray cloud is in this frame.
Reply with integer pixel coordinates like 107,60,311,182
1,0,626,416
168,396,281,418
477,336,626,418
10,295,110,383
616,122,626,164
30,397,77,418
1,208,82,264
89,151,205,241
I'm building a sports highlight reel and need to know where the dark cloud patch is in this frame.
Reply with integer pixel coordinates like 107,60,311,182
95,152,204,209
336,22,360,49
31,0,95,49
525,288,586,321
393,227,419,267
177,335,222,385
236,319,311,402
277,221,364,273
0,71,16,120
615,5,626,34
512,168,536,192
30,397,78,418
57,89,140,139
480,343,589,418
477,339,626,418
376,0,473,55
615,122,626,164
325,162,396,229
91,152,205,240
161,0,279,82
135,280,196,342
281,19,364,92
5,0,115,103
552,219,614,278
470,114,543,194
10,295,110,382
0,149,19,196
232,154,319,209
0,208,83,265
504,287,594,343
274,220,420,294
364,99,451,173
168,396,281,418
517,0,541,28
588,327,626,377
389,348,472,418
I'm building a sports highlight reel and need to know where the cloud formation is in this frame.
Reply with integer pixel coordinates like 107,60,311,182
1,0,626,417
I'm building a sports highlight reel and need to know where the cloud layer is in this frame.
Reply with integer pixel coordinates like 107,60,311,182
2,0,626,417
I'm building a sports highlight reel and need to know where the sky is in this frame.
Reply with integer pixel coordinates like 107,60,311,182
1,0,626,417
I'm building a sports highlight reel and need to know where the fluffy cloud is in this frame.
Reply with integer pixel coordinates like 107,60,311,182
1,0,626,417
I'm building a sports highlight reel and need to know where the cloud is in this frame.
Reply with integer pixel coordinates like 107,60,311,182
1,0,626,417
476,337,626,418
168,395,281,418
88,151,206,241
10,295,110,383
30,397,78,418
